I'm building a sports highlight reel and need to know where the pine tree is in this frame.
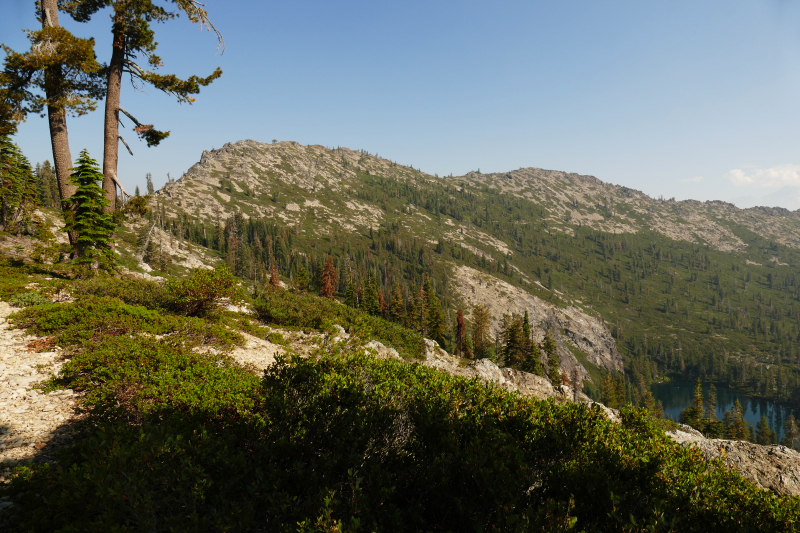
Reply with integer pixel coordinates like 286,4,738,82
294,262,309,292
782,415,800,449
756,416,775,445
389,283,405,323
543,325,560,385
345,275,358,308
363,269,380,315
0,135,39,234
472,304,492,359
35,160,59,208
146,172,154,195
525,340,543,376
320,256,337,299
455,308,471,358
704,384,722,438
412,282,427,333
134,185,140,197
64,149,115,271
725,400,749,441
679,379,705,432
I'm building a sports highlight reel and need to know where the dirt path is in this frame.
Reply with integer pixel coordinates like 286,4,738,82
0,302,82,490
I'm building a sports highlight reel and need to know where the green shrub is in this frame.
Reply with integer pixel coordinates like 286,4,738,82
8,351,800,532
7,291,49,307
165,266,243,317
10,296,241,349
72,275,169,310
253,289,423,358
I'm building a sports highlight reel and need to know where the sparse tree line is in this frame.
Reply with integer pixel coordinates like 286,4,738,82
320,165,800,410
679,379,800,449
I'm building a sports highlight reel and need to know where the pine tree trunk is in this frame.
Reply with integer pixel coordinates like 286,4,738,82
102,18,125,213
41,0,78,245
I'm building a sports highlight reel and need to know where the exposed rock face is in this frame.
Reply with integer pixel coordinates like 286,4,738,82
668,429,800,497
452,265,624,381
420,338,589,402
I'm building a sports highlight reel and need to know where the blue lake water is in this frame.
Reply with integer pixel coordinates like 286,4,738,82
651,381,799,441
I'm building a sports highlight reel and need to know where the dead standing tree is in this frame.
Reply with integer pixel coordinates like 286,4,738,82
63,0,224,212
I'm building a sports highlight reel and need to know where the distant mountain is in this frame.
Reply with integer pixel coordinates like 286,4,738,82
731,185,800,212
139,139,800,406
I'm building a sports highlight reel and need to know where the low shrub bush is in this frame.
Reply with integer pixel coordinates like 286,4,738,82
165,265,243,317
72,275,169,310
253,289,423,358
7,291,49,307
11,296,241,349
7,350,800,532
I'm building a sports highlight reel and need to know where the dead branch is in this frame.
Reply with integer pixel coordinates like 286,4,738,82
109,171,131,200
118,135,133,156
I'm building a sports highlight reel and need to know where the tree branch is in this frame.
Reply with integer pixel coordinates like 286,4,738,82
118,106,143,128
109,171,131,200
118,134,133,156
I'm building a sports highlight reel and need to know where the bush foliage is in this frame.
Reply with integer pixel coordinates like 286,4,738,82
6,342,800,531
7,290,49,307
253,289,424,359
10,296,241,349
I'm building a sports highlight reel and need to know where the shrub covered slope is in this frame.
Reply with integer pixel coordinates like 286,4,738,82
1,264,799,532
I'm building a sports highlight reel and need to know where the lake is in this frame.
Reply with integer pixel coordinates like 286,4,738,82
651,381,799,442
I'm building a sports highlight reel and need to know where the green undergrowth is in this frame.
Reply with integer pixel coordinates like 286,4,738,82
5,348,800,532
253,289,424,359
10,296,242,349
71,266,243,318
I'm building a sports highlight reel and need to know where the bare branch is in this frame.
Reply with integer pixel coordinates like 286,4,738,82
118,134,133,156
44,8,54,28
109,171,131,200
118,106,143,128
185,0,225,54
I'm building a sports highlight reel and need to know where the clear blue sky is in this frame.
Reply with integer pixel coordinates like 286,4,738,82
4,0,800,205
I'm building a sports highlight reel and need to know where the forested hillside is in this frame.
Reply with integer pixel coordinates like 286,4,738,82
120,139,800,408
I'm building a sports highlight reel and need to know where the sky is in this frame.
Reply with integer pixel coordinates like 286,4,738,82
4,0,800,207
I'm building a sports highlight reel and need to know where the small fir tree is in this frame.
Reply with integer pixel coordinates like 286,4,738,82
679,379,705,432
64,149,115,271
756,416,775,445
471,304,492,359
389,283,405,323
543,325,560,385
363,269,380,315
455,308,471,358
782,415,800,449
345,275,357,308
294,263,309,292
0,135,39,233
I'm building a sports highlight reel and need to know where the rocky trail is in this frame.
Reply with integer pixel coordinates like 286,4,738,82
0,302,82,511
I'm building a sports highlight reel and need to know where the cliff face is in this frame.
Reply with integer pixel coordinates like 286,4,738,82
451,265,624,378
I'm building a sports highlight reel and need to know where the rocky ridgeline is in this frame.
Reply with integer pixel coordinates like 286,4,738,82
0,302,81,509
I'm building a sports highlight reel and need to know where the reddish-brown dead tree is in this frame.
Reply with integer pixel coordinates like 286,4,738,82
320,256,337,299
